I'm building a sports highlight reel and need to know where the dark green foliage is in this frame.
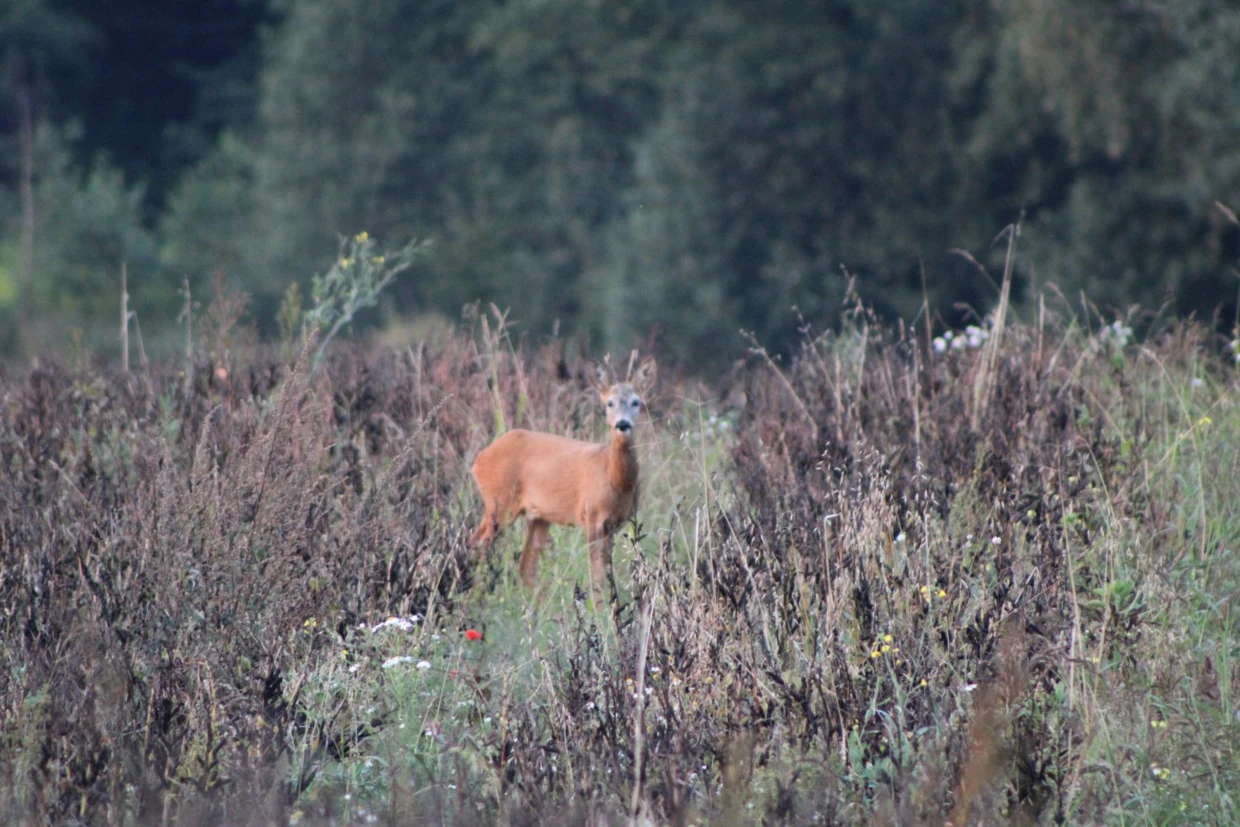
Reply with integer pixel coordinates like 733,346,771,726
158,133,257,292
980,0,1240,316
4,0,1240,364
604,1,980,355
52,0,267,202
250,0,488,301
20,123,159,346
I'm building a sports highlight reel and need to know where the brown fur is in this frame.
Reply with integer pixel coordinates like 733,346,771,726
470,360,655,594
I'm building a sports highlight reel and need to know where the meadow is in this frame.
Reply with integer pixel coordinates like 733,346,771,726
1,305,1237,825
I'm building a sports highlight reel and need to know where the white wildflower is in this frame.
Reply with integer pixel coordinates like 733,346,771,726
367,615,420,633
382,656,415,669
1099,319,1133,350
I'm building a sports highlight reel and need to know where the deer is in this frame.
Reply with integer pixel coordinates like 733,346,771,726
470,355,657,599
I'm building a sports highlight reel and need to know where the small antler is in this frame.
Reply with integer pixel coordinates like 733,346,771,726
596,354,617,391
625,349,640,381
597,351,656,391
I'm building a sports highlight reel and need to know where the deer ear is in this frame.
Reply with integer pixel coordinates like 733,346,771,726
632,358,657,394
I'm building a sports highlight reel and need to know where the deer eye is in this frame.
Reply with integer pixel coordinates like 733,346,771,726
607,400,614,408
630,399,640,408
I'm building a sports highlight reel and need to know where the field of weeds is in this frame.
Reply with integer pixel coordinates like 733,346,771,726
1,309,1238,826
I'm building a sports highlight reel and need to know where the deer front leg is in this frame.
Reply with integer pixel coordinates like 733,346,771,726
519,518,550,590
587,527,616,604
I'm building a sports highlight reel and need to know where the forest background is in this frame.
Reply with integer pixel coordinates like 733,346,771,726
2,0,1239,366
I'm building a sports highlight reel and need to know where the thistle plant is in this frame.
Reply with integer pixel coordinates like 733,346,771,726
303,231,429,367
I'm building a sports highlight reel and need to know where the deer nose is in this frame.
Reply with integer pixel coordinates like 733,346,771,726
615,419,632,433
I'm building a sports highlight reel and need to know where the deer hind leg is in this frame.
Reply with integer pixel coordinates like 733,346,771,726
473,488,517,555
518,518,551,590
471,500,500,554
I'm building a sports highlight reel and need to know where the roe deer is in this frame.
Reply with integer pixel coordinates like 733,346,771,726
470,356,657,597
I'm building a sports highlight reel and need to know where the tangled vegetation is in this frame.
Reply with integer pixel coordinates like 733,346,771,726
1,306,1237,825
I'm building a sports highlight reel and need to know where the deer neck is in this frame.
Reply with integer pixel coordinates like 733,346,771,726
606,432,639,494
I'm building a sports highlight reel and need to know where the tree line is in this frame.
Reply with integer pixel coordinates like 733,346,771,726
2,0,1238,364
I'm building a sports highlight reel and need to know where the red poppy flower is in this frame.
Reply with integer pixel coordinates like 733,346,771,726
465,629,482,641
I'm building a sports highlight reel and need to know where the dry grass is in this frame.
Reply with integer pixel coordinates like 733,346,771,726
0,306,1237,825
